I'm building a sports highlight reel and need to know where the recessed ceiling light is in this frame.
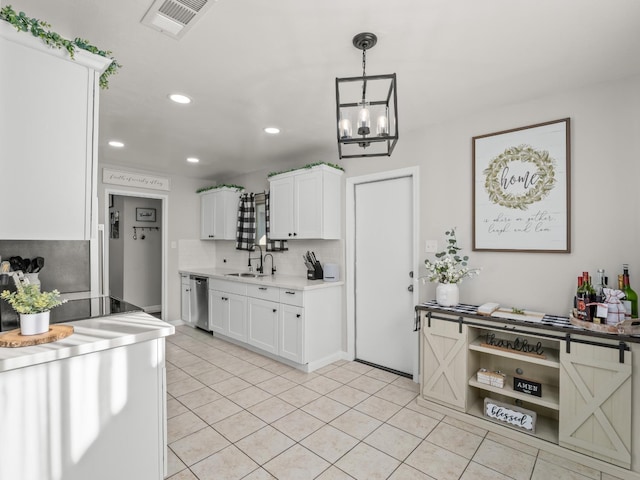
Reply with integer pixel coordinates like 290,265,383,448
169,93,192,104
108,140,125,147
187,157,200,163
264,127,280,134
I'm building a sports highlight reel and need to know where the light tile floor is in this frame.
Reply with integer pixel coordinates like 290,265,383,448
165,326,624,480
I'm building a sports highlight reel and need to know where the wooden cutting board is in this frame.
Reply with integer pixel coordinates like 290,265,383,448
0,324,74,348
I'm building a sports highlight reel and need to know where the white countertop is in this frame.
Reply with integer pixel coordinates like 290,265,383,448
0,312,175,373
179,267,344,290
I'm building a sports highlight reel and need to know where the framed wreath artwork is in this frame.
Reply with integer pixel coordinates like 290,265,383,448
472,118,570,252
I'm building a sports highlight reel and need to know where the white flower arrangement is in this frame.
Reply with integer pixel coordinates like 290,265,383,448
424,229,480,284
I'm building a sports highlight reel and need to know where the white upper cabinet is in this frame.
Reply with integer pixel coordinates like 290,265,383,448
0,22,111,240
268,165,343,240
200,188,242,240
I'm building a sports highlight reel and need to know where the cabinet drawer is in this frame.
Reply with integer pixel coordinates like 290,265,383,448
247,284,280,302
209,278,247,295
280,288,303,307
181,275,190,286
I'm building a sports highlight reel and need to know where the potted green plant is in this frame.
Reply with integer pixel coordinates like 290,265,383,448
1,283,67,335
424,228,480,306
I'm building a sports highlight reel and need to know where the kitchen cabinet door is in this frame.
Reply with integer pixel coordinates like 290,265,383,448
209,290,226,334
420,315,468,411
210,290,247,341
559,343,632,468
268,165,342,240
268,176,295,240
200,188,241,240
226,293,248,342
181,276,192,325
279,304,304,364
294,171,323,239
247,297,279,355
0,23,110,240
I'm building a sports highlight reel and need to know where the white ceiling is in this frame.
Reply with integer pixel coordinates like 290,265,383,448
7,0,640,181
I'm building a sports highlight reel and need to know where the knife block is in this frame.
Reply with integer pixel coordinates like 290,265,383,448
307,263,324,280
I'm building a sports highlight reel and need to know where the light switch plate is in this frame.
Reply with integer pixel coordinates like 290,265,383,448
425,240,438,253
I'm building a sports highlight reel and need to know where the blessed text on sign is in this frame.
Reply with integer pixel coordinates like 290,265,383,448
484,398,536,432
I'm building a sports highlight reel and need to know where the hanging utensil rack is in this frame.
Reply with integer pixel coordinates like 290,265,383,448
132,226,160,240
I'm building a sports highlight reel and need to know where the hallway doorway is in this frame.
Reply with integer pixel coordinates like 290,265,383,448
105,191,166,318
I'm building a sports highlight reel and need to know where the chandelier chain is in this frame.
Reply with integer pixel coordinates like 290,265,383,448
361,47,367,103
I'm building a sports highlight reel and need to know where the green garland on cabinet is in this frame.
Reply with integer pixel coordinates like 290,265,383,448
0,5,121,89
196,184,245,194
267,162,344,178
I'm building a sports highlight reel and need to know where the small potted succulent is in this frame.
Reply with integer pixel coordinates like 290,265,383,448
1,283,67,335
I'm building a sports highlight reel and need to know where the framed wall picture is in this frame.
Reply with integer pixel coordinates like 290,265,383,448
136,207,156,222
472,118,571,252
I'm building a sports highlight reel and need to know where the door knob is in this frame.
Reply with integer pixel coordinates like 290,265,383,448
407,285,414,292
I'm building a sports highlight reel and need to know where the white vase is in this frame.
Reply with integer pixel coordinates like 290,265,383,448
436,283,459,307
19,311,50,335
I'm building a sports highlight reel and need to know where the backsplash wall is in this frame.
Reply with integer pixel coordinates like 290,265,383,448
0,240,90,293
178,239,344,279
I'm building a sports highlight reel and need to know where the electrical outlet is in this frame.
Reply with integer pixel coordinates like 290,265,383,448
425,240,438,253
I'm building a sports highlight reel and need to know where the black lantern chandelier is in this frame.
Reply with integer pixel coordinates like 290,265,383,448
335,32,398,159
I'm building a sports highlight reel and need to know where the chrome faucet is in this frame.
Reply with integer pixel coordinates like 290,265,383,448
248,244,263,274
263,253,276,275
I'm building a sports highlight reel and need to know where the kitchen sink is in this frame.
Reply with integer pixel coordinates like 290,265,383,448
226,272,267,278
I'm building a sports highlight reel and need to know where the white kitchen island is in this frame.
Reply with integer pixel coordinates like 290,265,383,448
0,312,174,480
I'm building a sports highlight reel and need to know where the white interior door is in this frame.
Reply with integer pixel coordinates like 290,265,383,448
354,176,415,375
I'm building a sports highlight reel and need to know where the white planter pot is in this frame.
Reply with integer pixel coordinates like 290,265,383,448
436,283,459,307
19,311,50,335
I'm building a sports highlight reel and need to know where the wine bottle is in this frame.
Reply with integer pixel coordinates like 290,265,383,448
623,264,638,318
595,269,606,302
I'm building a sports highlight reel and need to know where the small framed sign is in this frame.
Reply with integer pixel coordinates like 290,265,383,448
136,207,156,222
513,377,542,397
484,397,536,433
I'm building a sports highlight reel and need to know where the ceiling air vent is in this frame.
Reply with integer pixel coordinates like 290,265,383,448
141,0,214,39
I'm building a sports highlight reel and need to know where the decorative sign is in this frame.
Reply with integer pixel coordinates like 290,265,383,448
472,118,570,252
481,332,546,359
484,398,536,432
103,168,170,191
136,207,156,222
513,377,542,397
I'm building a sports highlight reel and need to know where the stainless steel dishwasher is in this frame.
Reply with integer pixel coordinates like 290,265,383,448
189,276,210,331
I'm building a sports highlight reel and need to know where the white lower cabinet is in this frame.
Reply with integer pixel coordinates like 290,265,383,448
209,279,248,341
201,276,342,370
247,297,279,355
279,303,304,363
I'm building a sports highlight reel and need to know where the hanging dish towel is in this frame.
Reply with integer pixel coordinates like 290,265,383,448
236,193,256,250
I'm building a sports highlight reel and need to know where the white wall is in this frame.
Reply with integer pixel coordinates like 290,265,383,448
342,75,640,315
99,74,640,322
